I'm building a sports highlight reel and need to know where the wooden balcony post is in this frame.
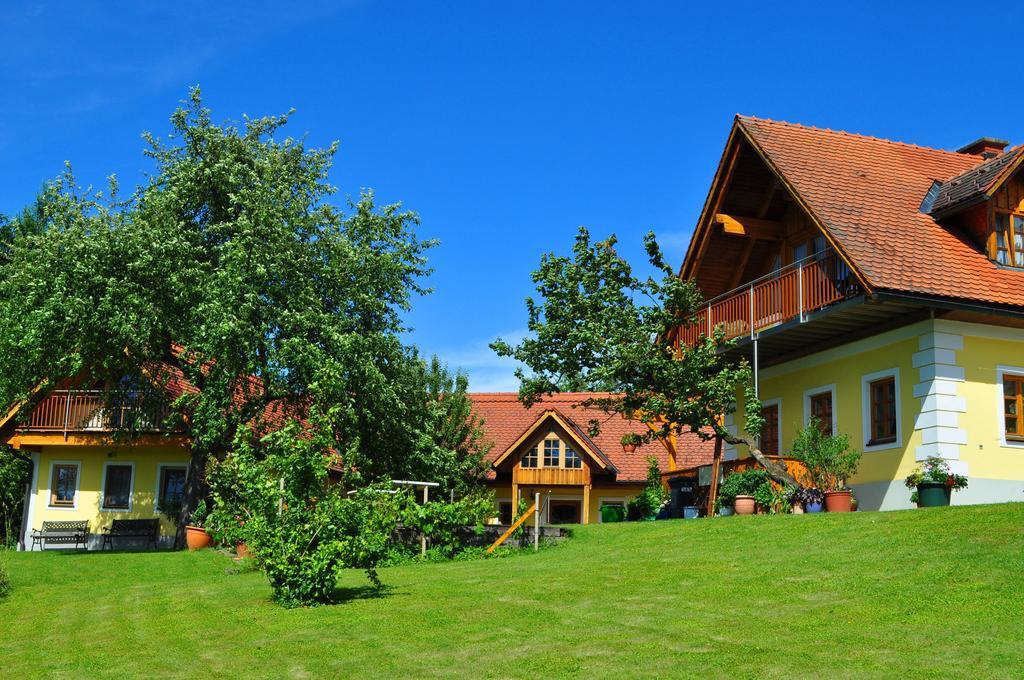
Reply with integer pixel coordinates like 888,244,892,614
748,285,755,340
798,262,804,322
62,392,71,439
706,304,711,337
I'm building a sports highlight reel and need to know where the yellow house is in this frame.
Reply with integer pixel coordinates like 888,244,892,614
675,116,1024,510
3,387,191,550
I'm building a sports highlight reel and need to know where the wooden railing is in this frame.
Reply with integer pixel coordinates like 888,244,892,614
678,250,859,346
25,390,176,433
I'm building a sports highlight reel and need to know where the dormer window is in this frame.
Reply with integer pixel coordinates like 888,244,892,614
994,211,1024,266
522,434,584,470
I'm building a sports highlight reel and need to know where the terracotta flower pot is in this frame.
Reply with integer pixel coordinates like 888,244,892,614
734,495,756,515
824,490,852,513
185,525,213,551
235,541,252,559
622,443,637,453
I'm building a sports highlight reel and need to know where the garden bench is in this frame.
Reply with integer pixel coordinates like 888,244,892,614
30,520,89,551
101,519,160,550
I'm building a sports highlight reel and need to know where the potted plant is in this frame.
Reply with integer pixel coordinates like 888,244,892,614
798,487,825,513
719,468,770,516
789,486,805,514
904,457,968,507
621,433,643,453
626,457,666,520
790,418,861,513
185,499,213,551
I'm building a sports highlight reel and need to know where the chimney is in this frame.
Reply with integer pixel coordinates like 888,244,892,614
957,137,1010,160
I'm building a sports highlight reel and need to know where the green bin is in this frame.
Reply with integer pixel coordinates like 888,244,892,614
600,504,626,523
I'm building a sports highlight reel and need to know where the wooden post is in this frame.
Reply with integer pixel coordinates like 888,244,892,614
706,437,724,517
582,483,591,524
534,492,540,552
511,480,519,514
421,485,429,557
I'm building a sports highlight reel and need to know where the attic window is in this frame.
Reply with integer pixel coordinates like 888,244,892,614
919,181,942,214
993,211,1024,267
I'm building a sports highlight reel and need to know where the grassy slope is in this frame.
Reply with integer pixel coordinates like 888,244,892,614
1,504,1022,678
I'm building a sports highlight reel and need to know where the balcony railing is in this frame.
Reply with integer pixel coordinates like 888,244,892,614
679,250,861,347
25,390,177,433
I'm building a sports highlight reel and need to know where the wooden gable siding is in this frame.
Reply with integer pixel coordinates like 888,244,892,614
503,420,603,487
992,171,1024,213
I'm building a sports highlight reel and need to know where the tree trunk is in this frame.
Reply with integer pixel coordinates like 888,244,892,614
724,435,799,487
705,436,723,516
175,448,210,549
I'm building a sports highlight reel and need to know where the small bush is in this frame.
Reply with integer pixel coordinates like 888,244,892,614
627,458,667,520
0,558,10,599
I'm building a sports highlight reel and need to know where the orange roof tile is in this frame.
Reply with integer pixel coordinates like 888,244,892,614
469,392,715,483
736,116,1024,307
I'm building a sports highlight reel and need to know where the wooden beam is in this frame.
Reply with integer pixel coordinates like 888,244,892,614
756,182,779,218
582,484,591,524
727,239,757,290
706,436,724,517
487,501,537,553
715,214,786,240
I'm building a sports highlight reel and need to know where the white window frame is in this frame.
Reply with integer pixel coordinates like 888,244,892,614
46,460,82,510
861,368,902,453
596,496,627,523
996,365,1024,448
154,463,189,512
803,384,837,435
543,493,583,524
100,461,136,512
758,398,782,455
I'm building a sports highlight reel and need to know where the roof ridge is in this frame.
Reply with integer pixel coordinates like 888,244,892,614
737,114,981,160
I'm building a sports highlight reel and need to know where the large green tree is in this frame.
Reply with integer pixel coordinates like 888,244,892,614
492,227,796,487
0,89,486,549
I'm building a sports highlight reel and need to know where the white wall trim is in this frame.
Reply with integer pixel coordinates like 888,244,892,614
45,459,82,511
861,367,903,453
914,331,967,462
99,461,136,513
935,318,1024,343
802,383,836,435
21,451,41,549
996,365,1024,449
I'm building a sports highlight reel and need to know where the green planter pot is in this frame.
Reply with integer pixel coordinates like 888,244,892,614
917,482,951,507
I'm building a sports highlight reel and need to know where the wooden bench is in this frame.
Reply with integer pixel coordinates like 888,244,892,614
101,519,160,550
30,521,89,551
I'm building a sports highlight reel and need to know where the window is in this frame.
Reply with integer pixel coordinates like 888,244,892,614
157,466,187,511
1003,375,1024,440
564,445,582,469
102,463,134,510
548,500,581,524
993,212,1024,267
521,445,538,468
543,439,560,467
809,391,834,435
49,463,79,507
760,403,779,455
868,377,897,445
497,501,513,525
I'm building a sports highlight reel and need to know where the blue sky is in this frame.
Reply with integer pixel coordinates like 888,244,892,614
3,1,1022,391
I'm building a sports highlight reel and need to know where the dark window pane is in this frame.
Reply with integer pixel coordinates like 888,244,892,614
103,465,133,509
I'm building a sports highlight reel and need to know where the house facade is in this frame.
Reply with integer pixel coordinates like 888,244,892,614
675,116,1024,510
3,387,190,549
470,393,713,524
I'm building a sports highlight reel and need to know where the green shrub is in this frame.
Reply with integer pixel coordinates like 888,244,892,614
790,418,861,492
0,557,10,599
0,448,30,548
718,468,771,506
627,457,667,520
399,489,497,559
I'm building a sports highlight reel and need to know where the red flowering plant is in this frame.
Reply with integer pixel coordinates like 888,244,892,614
904,456,968,492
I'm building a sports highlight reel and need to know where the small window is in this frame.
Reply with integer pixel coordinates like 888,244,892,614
157,467,187,510
102,464,134,510
564,446,582,469
497,501,513,525
50,464,79,507
1003,375,1024,440
868,377,897,445
521,446,538,468
760,404,779,455
993,212,1024,267
809,391,834,435
543,439,560,467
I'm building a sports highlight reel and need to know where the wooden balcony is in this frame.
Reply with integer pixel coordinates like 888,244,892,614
24,390,178,433
678,250,861,347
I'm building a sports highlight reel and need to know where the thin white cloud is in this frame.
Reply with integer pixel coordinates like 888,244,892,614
432,328,528,393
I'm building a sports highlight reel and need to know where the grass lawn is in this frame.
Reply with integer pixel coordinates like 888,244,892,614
2,503,1023,678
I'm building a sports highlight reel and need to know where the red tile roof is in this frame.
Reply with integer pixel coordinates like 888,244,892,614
469,393,715,483
737,116,1024,308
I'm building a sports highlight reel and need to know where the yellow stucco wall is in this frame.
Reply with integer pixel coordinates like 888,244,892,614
727,318,1024,510
25,444,191,543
